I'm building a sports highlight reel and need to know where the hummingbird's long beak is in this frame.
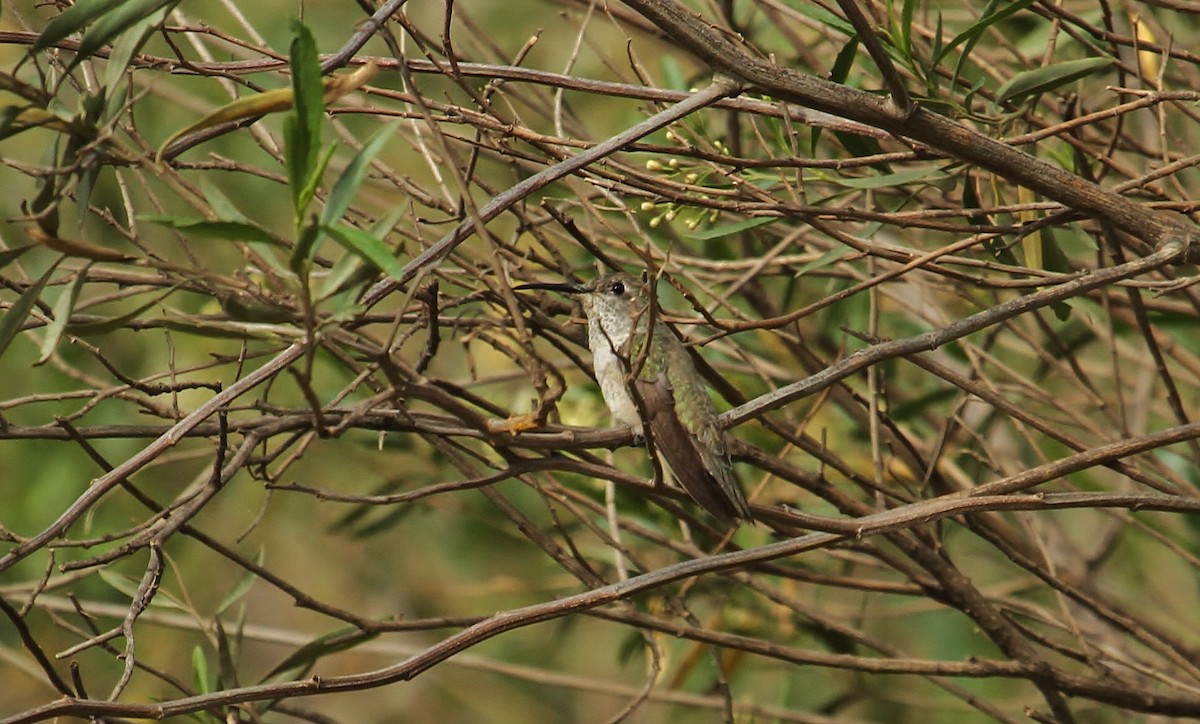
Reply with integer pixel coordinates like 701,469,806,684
514,281,586,294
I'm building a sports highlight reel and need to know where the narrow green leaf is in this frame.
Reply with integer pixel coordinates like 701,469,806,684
947,0,1035,90
659,55,686,92
260,627,377,684
815,166,947,189
215,549,263,617
928,11,944,90
688,216,777,240
0,244,35,270
318,207,405,299
787,2,854,35
0,105,23,140
323,224,405,281
287,22,325,218
37,262,91,364
71,0,181,70
199,178,249,223
321,121,400,226
103,5,171,121
830,37,859,85
289,219,322,274
900,0,916,58
97,569,182,609
794,246,851,277
32,0,126,51
0,260,59,360
192,646,212,695
995,57,1113,105
938,0,1035,67
833,131,889,172
296,144,335,227
1039,226,1072,274
961,172,990,226
139,215,287,246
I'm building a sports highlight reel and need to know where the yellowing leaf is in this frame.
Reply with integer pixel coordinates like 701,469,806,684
1130,13,1161,82
156,61,377,162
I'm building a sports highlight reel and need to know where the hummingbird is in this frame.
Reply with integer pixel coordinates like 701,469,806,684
518,272,754,523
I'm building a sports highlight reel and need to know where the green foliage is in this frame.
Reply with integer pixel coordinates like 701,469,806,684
285,21,329,223
0,260,59,360
996,56,1114,105
3,1,1200,722
33,0,182,71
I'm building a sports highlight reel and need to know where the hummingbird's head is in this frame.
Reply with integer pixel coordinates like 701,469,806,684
577,271,643,313
516,271,650,342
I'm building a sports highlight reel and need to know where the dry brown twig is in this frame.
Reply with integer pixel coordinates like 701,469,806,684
2,0,1200,721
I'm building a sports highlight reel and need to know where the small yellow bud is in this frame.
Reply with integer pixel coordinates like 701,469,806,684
646,160,665,172
640,201,656,212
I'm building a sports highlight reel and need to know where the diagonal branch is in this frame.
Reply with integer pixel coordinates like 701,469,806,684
618,0,1199,254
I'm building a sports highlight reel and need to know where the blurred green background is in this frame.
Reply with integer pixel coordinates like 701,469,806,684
3,0,1200,721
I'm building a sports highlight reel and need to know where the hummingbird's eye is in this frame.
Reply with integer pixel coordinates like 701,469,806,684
610,281,625,296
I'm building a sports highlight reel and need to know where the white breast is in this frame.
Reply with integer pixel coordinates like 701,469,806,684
588,324,644,434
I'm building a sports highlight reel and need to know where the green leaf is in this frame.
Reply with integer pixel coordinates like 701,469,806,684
289,219,322,274
192,646,212,695
899,0,916,59
1039,226,1072,274
830,37,859,86
97,568,182,609
688,216,777,239
32,0,126,52
286,22,325,219
961,172,991,227
928,11,944,90
786,1,854,36
937,0,1035,67
0,244,36,270
260,627,377,684
102,4,171,121
0,260,59,361
198,178,249,223
215,549,263,617
321,121,400,226
890,386,960,421
995,57,1113,105
323,224,405,281
140,215,287,246
659,55,687,92
833,131,889,172
794,246,850,277
71,0,182,71
814,166,947,189
318,206,405,299
0,105,21,140
37,262,91,364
